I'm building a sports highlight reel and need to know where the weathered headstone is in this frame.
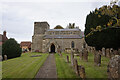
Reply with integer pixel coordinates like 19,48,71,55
99,50,102,55
106,48,111,58
73,59,79,75
94,51,101,66
92,47,96,55
107,55,120,78
66,55,69,63
83,48,88,62
113,50,119,55
71,50,74,66
102,47,106,56
118,49,120,55
4,55,7,60
110,48,114,57
79,51,83,60
78,65,86,78
93,47,96,53
91,47,93,53
89,47,92,53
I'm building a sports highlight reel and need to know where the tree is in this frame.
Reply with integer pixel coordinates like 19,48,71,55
67,23,75,29
2,38,22,59
54,25,64,29
84,4,120,50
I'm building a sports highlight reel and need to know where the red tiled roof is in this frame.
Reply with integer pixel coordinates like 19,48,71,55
0,33,8,44
20,41,31,48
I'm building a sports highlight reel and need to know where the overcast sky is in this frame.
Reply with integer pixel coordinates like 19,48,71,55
0,0,119,43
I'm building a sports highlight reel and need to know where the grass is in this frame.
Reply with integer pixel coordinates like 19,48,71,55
62,53,110,78
2,52,48,78
55,53,79,78
2,52,109,78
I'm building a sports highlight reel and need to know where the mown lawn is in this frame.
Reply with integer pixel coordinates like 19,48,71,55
62,53,110,78
55,53,79,78
2,53,48,78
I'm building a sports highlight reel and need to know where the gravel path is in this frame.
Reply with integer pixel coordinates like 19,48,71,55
35,54,57,78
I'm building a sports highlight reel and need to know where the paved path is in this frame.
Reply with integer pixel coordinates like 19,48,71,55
35,54,57,78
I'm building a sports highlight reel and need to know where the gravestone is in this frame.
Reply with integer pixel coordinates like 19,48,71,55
102,47,106,56
94,51,101,66
99,50,102,55
113,50,119,55
92,47,96,55
110,48,114,57
107,55,120,78
4,55,7,60
66,55,69,63
71,50,74,66
118,49,120,54
91,47,93,53
83,48,88,62
106,48,111,58
73,59,79,75
92,47,96,53
79,50,83,60
89,47,92,53
78,65,86,78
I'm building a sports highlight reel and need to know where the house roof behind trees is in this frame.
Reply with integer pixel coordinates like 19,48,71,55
20,41,31,48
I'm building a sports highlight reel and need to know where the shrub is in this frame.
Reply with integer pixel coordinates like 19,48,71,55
54,25,64,29
2,38,22,59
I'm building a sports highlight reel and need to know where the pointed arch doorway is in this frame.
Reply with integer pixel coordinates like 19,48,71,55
50,44,56,53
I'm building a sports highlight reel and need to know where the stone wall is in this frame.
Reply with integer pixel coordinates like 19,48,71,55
43,38,84,53
34,22,49,35
31,35,44,52
32,22,50,52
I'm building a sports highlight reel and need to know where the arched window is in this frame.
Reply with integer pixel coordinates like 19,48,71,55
71,41,74,48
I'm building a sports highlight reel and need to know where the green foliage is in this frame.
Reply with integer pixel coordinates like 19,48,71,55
2,38,22,59
85,27,120,50
54,25,64,29
85,12,111,36
85,4,120,50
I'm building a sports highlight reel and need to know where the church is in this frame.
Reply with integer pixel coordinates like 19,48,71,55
31,22,84,53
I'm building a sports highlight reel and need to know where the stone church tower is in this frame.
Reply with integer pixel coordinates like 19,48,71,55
32,22,49,52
